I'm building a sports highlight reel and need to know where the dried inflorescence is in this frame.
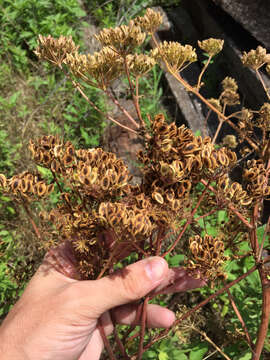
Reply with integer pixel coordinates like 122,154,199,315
35,35,78,66
187,234,227,282
217,174,252,207
151,41,197,72
66,47,125,88
134,8,163,34
243,159,270,199
241,46,270,70
127,53,156,76
220,77,240,106
95,21,146,54
198,38,224,57
0,171,54,201
257,103,270,131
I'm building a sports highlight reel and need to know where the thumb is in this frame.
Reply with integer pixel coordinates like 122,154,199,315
76,257,168,316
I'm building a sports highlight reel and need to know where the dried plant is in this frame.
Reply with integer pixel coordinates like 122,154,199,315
1,8,270,360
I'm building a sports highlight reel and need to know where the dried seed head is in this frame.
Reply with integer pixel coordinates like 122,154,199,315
221,77,238,92
220,89,240,106
207,98,222,112
95,21,146,53
127,53,156,76
151,41,197,72
242,46,270,70
66,47,124,88
35,35,78,66
134,8,163,34
257,102,270,130
198,38,224,57
187,234,227,281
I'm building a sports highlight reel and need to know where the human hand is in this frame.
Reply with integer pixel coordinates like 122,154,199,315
0,247,205,360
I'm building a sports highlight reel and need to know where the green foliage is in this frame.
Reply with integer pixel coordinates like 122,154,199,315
0,0,86,70
0,229,21,319
85,0,181,27
143,335,208,360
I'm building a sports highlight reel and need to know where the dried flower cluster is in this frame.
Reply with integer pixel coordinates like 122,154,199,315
35,35,78,66
0,172,54,201
151,41,197,72
198,38,224,57
187,234,227,281
241,46,270,70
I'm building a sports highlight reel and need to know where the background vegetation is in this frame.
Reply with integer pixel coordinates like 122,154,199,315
0,1,269,359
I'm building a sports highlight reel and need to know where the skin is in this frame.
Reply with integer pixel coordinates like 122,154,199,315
0,249,205,360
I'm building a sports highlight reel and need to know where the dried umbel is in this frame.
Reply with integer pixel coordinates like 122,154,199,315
127,53,156,76
198,38,224,57
257,102,270,131
243,159,270,199
207,98,222,112
95,21,146,54
241,46,270,70
66,47,124,88
187,234,227,281
217,174,252,207
35,35,78,66
134,8,163,34
151,41,197,72
0,171,54,202
221,77,238,92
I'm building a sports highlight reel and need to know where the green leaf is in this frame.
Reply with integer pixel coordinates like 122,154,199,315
158,351,169,360
189,343,208,360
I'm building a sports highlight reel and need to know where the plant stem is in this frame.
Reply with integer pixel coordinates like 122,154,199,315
162,179,212,257
196,55,213,90
98,321,116,360
105,87,140,129
225,288,254,350
151,34,259,152
212,119,224,145
142,263,260,352
21,201,42,241
137,296,149,360
61,66,138,134
191,325,232,360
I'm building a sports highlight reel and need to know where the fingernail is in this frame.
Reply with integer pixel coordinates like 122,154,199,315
145,257,167,281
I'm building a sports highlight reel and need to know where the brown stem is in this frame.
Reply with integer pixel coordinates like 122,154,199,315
21,201,42,241
110,311,130,360
143,263,260,352
131,240,148,257
123,56,144,127
226,288,254,350
196,55,213,90
105,88,140,129
253,280,270,360
212,119,225,145
137,296,149,360
151,34,259,152
191,326,232,360
60,66,138,134
195,208,218,221
162,179,212,257
135,76,144,127
97,321,116,360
